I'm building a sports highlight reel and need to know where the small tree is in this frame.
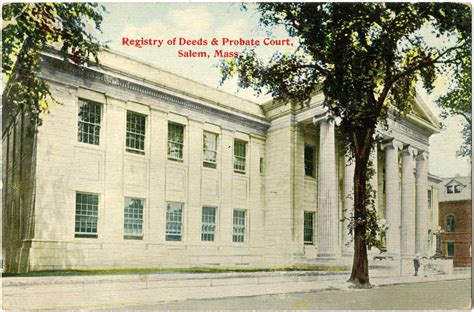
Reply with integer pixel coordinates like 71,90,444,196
2,3,105,125
220,3,471,287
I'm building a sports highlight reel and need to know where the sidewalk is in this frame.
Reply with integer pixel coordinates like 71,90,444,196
2,270,471,310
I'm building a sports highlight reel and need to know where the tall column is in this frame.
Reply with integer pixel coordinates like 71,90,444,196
383,139,403,256
314,115,339,258
400,146,417,256
416,151,429,255
343,154,355,256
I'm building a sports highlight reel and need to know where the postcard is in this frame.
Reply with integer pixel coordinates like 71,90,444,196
2,2,471,310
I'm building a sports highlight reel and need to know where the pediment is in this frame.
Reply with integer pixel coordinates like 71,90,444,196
408,93,441,132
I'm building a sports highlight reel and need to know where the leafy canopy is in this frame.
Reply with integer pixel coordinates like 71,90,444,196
2,3,105,125
220,3,471,152
437,45,471,158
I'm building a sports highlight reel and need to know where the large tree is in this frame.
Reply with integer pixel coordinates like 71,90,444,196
220,3,471,287
2,3,105,125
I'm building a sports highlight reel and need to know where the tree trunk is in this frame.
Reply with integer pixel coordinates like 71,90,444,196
348,131,373,288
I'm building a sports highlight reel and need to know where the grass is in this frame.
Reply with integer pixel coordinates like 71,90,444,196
2,265,350,277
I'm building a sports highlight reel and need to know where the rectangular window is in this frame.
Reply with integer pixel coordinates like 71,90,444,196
454,185,462,193
124,197,144,239
260,157,264,174
203,131,218,168
447,242,455,257
166,202,183,241
427,189,432,209
304,145,314,177
126,111,146,154
234,140,247,173
78,99,101,145
447,185,453,194
168,123,184,161
304,211,315,244
201,206,217,241
232,210,246,243
75,192,98,238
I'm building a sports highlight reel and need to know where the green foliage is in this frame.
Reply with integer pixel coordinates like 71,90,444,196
342,158,386,252
220,3,470,145
437,48,471,158
362,160,385,251
2,3,106,125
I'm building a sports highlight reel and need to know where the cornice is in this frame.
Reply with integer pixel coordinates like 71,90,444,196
40,54,270,135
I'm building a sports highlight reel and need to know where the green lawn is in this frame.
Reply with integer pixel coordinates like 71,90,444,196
3,265,350,277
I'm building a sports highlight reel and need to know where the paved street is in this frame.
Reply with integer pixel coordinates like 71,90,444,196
118,279,471,310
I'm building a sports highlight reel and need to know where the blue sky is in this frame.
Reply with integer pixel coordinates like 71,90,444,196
97,3,470,178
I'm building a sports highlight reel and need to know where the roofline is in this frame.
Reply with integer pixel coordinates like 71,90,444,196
443,177,469,187
100,47,262,107
262,90,440,133
428,173,443,183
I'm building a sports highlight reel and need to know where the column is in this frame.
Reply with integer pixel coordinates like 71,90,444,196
342,154,355,256
416,151,429,255
400,146,417,256
314,115,339,258
383,139,403,256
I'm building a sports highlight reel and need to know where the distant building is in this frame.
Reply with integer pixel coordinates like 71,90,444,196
439,176,472,267
3,48,443,273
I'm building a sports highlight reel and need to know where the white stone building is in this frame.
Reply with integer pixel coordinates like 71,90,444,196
2,48,442,273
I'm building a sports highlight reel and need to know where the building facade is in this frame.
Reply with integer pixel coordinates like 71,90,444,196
3,49,442,273
439,176,472,267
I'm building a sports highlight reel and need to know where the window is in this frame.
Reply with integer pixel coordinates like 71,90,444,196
78,99,101,145
234,140,247,173
447,185,453,194
447,242,455,257
259,157,264,174
304,211,315,244
124,197,144,239
126,111,146,154
75,192,98,238
304,145,314,177
428,229,432,250
201,206,217,241
446,215,455,233
454,184,462,193
203,132,218,168
232,210,246,243
168,123,184,161
166,202,183,241
427,189,432,209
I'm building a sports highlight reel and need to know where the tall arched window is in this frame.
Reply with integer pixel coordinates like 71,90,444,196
446,215,455,233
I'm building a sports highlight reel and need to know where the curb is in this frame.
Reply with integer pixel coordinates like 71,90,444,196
2,271,470,310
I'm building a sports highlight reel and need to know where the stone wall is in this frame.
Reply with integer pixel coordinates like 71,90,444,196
21,73,269,271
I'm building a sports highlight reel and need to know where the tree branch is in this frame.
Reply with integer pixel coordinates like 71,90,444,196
377,43,468,109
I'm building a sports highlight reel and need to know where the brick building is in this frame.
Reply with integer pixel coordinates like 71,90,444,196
439,176,472,267
3,48,443,273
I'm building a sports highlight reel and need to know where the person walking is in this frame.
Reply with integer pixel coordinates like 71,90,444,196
413,255,420,276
